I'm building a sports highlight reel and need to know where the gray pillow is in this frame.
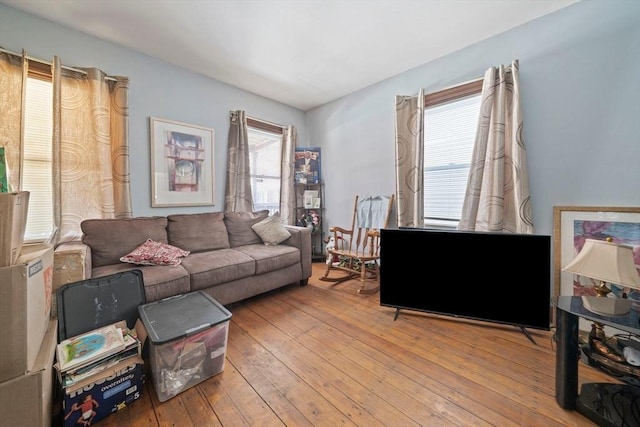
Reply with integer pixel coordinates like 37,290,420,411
223,210,269,247
167,212,229,252
81,216,168,267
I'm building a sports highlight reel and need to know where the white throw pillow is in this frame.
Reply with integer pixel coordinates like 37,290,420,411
251,214,291,245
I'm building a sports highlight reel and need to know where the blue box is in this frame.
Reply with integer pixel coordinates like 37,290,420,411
62,357,144,427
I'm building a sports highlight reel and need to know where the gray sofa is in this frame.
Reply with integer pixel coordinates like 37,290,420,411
53,211,312,306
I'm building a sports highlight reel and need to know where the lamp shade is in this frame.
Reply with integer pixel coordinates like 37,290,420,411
563,238,640,290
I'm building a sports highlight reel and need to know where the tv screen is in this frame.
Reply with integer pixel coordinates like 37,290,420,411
380,228,551,331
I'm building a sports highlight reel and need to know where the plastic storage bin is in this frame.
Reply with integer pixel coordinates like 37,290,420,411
138,291,232,402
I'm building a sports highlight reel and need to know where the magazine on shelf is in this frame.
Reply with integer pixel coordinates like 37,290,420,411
294,147,321,184
56,323,127,373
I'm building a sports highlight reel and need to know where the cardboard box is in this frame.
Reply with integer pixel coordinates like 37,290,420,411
0,318,57,427
52,242,91,318
62,356,145,427
0,243,54,382
0,191,30,267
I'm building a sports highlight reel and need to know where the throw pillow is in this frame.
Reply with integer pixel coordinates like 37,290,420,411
251,214,291,245
119,239,190,266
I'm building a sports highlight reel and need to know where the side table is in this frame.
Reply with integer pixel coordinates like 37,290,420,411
554,296,640,426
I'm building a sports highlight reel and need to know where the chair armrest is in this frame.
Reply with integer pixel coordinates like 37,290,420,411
329,226,353,235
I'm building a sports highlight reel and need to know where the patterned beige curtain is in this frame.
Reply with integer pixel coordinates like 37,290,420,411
0,51,131,245
53,57,132,244
458,60,533,234
0,51,26,192
224,110,254,212
280,125,296,225
394,88,424,227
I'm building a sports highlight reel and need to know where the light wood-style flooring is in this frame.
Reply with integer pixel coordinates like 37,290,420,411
72,263,613,426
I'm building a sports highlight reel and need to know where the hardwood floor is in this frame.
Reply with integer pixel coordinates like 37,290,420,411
87,263,611,427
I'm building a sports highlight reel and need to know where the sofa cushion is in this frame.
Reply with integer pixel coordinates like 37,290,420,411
233,244,300,275
119,239,190,266
167,212,230,252
223,210,269,247
82,217,168,268
180,248,256,290
251,214,291,245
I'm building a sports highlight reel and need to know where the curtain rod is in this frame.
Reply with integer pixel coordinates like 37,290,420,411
247,115,285,130
0,47,118,82
428,75,484,95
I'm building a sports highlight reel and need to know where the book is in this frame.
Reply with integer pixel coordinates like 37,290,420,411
60,327,141,388
56,323,126,373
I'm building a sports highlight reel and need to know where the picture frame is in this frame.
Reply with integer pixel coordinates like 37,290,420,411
553,206,640,299
150,117,215,207
312,197,321,209
304,194,314,209
294,147,321,184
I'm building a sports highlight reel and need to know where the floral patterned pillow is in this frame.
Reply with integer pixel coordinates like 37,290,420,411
120,239,190,266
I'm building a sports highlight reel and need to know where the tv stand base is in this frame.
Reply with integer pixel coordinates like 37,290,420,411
392,308,538,345
519,326,537,345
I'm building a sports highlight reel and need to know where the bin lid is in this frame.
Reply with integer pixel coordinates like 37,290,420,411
138,291,232,344
57,269,145,341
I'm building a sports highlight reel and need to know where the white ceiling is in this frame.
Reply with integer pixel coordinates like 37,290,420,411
1,0,580,111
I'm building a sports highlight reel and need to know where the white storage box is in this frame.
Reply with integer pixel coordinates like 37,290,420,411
138,292,231,402
0,244,54,382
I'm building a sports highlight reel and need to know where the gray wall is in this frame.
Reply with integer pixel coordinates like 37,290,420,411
0,4,308,217
1,1,639,242
307,0,640,236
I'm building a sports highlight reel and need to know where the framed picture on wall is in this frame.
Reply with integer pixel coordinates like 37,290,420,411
294,147,321,184
553,206,640,299
150,117,215,207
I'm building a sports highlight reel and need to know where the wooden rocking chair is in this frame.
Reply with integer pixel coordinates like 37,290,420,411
321,194,394,294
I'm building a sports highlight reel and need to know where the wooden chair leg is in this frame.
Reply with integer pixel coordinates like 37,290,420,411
357,261,380,295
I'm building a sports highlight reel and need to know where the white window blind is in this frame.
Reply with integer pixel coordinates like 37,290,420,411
22,76,54,242
248,126,282,214
424,93,481,228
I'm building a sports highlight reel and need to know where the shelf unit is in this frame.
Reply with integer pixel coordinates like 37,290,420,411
295,182,324,262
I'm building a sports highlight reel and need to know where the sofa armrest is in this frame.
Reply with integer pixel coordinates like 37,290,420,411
284,225,312,279
54,241,92,287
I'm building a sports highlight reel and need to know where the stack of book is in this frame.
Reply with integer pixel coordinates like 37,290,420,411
55,322,141,388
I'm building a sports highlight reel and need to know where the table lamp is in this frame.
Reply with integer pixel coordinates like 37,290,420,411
562,238,640,316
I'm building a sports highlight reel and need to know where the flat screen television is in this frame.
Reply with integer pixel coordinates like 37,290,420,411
380,228,551,339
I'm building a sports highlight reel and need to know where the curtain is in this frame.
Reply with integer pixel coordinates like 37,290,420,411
0,51,26,192
457,60,533,234
0,50,131,245
224,110,253,212
280,125,296,225
393,88,424,228
53,57,132,244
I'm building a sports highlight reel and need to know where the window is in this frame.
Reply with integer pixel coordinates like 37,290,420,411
247,118,283,214
22,63,54,242
423,80,482,228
